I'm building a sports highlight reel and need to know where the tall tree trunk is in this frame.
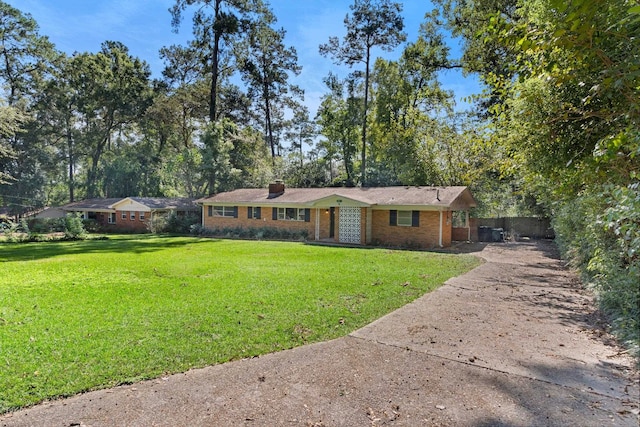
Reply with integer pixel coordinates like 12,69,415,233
66,127,74,202
209,0,222,122
263,82,276,163
361,47,371,187
299,133,303,168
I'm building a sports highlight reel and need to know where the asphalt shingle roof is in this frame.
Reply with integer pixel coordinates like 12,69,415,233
61,197,198,211
197,186,476,209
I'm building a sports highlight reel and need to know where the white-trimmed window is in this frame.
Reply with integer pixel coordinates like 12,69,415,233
140,212,145,221
130,211,136,220
121,211,127,220
390,210,419,227
277,207,305,221
211,206,237,217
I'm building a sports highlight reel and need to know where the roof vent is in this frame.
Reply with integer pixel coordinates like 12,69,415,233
268,181,285,199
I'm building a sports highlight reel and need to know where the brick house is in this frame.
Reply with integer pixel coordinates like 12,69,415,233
59,197,199,232
197,183,476,248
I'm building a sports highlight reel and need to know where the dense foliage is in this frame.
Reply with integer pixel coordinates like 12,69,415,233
1,214,87,242
436,0,639,356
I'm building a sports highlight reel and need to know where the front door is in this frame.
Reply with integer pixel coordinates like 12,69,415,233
329,207,335,238
338,207,361,244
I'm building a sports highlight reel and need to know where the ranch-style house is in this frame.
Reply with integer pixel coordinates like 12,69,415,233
44,197,199,232
197,183,476,248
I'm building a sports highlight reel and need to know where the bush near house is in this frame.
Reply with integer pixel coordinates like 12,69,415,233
1,215,88,242
191,224,309,241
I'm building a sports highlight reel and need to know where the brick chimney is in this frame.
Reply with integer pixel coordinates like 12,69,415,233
268,180,285,198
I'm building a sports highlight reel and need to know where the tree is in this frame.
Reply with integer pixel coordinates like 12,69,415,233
316,73,362,186
319,0,406,185
459,0,640,353
0,1,56,105
0,2,57,213
240,12,302,162
169,0,266,122
0,104,24,184
66,42,153,198
368,19,455,186
284,105,315,169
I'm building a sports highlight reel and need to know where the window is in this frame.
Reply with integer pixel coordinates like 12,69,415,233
108,213,116,224
390,210,419,227
212,206,237,218
397,211,412,226
247,206,261,219
130,211,136,220
122,211,127,220
277,207,306,221
452,211,467,227
140,212,145,221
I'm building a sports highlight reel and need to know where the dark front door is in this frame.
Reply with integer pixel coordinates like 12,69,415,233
329,207,335,238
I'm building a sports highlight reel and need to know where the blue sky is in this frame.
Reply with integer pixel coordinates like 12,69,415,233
7,0,479,116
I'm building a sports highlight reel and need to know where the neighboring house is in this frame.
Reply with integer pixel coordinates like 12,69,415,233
32,207,67,219
197,183,477,248
54,197,199,232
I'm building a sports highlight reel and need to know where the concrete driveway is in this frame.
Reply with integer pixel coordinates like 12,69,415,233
1,241,638,426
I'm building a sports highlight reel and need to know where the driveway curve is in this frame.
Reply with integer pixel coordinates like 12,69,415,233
1,241,638,426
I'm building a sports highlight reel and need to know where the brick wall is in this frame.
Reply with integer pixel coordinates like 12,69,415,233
113,209,149,232
203,206,317,236
371,210,452,248
452,227,471,241
202,205,454,247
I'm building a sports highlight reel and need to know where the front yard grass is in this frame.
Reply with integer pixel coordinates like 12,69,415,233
0,235,481,412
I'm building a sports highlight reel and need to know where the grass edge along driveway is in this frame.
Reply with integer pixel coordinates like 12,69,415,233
0,235,481,412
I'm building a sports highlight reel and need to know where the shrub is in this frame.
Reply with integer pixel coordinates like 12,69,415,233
63,214,87,240
150,213,201,235
0,215,87,243
192,225,309,242
553,183,639,361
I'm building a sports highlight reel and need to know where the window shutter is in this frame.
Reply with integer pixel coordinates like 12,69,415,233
304,208,311,222
272,207,278,220
247,206,252,219
208,206,212,217
412,211,420,227
256,207,261,219
233,206,238,218
390,210,397,226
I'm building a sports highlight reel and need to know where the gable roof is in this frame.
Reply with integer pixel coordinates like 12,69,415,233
115,197,199,210
61,198,122,211
197,186,476,210
60,197,198,212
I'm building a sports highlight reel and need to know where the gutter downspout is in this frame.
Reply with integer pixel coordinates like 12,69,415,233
439,210,443,248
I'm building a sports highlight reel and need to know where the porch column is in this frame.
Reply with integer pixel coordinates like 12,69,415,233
365,208,372,244
466,210,471,241
315,208,320,241
439,210,443,247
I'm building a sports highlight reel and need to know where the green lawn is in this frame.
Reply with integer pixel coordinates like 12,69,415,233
0,235,480,412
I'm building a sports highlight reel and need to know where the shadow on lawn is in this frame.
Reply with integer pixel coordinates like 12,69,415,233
0,235,219,262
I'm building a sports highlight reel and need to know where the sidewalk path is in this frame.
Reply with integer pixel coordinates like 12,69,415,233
2,242,638,426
